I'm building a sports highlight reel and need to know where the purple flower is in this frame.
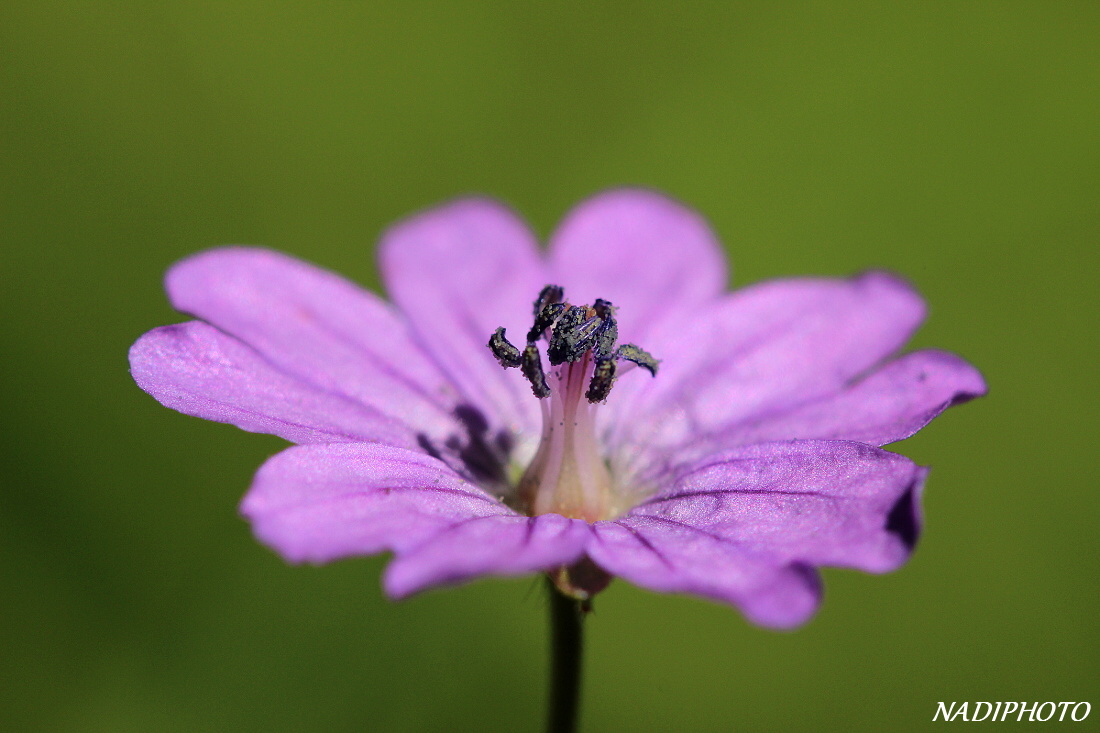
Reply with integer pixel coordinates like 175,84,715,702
129,190,985,628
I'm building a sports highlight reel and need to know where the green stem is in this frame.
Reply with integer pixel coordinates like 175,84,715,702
546,577,585,733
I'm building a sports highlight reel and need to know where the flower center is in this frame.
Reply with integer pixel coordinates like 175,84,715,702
488,286,658,522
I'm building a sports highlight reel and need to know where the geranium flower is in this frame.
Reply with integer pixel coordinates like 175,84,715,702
129,190,985,629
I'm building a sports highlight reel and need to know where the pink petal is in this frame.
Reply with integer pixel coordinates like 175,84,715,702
130,322,415,447
548,189,728,345
721,350,987,447
590,440,924,628
166,247,461,440
241,443,512,564
633,440,926,573
588,520,823,629
242,443,590,593
378,199,547,436
384,512,591,598
607,272,927,454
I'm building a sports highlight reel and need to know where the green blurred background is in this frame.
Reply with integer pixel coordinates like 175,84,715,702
2,3,1096,731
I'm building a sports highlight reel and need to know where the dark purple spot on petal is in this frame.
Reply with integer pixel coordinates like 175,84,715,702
946,389,983,408
454,403,490,435
885,483,920,551
417,404,512,492
788,562,824,602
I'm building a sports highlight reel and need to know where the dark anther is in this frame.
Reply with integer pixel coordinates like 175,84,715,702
521,344,551,398
527,301,565,343
616,344,659,375
488,327,523,367
547,306,600,364
585,357,617,402
532,284,564,317
592,304,618,359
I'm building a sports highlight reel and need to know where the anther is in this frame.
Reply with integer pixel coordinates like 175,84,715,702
488,327,522,368
615,344,659,375
532,284,564,316
521,344,550,398
547,306,599,364
585,357,617,402
591,301,618,360
528,301,566,343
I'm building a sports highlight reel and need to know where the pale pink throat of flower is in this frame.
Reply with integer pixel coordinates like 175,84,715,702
488,285,658,523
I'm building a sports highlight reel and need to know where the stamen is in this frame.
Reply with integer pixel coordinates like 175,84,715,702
485,285,660,521
547,305,598,364
521,343,550,398
584,357,617,403
591,300,618,360
616,343,659,376
528,301,565,343
488,327,522,368
532,284,564,316
487,287,658,403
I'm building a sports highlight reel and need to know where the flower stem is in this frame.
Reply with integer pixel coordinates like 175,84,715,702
546,576,585,733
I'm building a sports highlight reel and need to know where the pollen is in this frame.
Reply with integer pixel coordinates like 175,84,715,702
486,285,658,405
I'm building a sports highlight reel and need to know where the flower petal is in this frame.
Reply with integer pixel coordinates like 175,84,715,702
720,350,987,447
242,442,591,594
241,443,512,564
384,512,591,599
633,440,926,573
548,189,728,344
591,440,926,628
130,322,415,446
607,272,927,456
166,247,461,440
588,520,822,629
378,199,546,437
